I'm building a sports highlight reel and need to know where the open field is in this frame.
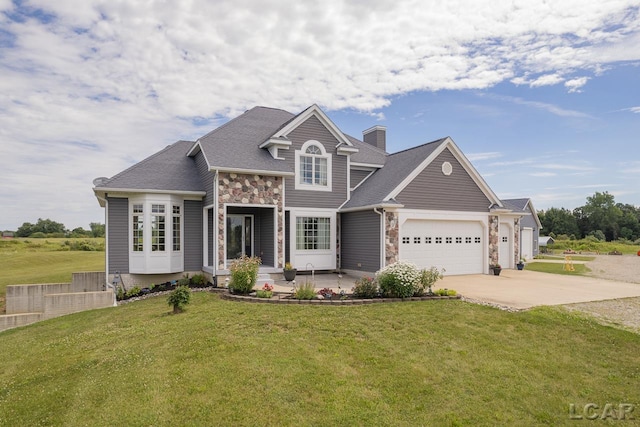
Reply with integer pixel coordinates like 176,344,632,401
1,292,639,426
0,238,105,313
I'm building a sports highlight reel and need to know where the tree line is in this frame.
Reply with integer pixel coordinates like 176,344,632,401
10,218,105,238
538,192,640,242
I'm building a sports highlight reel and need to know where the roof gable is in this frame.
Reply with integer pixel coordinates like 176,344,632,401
386,138,502,206
271,104,354,149
502,198,542,228
343,137,503,211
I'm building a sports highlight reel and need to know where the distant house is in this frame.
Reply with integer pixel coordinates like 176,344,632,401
93,104,533,286
539,236,555,247
1,231,14,239
502,198,542,260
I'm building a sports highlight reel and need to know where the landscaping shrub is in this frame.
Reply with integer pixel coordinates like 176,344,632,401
191,273,207,287
414,267,445,296
434,288,457,296
167,285,191,314
293,281,316,300
177,275,190,287
229,256,261,294
125,286,142,299
376,261,420,298
351,276,378,298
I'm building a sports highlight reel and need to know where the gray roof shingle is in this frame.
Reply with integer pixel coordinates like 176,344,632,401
343,138,447,209
98,140,204,192
345,134,388,165
501,198,530,213
198,106,296,173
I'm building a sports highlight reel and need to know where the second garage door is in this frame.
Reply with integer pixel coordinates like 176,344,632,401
400,220,484,275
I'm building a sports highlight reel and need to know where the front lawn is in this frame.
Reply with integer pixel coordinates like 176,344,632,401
525,262,590,276
0,239,105,313
1,293,638,426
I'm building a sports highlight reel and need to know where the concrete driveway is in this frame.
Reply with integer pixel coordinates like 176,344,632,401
439,269,640,310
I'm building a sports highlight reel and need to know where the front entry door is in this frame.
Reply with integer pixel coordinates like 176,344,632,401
226,215,253,261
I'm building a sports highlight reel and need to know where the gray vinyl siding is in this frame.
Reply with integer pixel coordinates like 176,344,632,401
107,197,129,274
282,116,348,209
194,150,215,206
341,210,381,272
520,205,541,256
396,148,491,212
184,200,203,271
350,169,371,189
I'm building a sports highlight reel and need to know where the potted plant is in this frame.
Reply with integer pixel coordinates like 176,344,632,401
517,258,525,270
283,262,297,281
490,263,502,276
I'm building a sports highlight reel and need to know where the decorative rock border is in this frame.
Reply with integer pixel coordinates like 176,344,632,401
220,292,461,305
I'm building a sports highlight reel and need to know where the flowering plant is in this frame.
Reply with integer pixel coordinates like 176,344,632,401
376,261,420,298
317,287,336,299
256,282,274,298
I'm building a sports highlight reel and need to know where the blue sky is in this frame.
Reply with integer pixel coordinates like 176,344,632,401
0,1,639,230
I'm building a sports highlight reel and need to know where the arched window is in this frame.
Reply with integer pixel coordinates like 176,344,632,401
296,141,331,191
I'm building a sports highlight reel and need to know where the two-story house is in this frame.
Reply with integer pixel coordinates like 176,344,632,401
93,104,530,286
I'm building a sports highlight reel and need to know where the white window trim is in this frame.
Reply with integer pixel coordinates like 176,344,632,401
128,195,184,274
294,140,332,192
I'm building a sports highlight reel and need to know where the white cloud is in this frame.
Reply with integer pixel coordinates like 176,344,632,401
629,107,640,113
1,0,639,228
530,172,557,177
466,152,503,162
565,77,590,93
530,74,564,87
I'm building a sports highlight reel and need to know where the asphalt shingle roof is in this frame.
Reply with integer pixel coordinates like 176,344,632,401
343,138,447,209
99,140,204,192
198,106,296,173
345,134,388,165
501,198,530,213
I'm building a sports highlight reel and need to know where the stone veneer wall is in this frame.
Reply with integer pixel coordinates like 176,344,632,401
488,215,499,266
217,172,284,269
384,211,399,266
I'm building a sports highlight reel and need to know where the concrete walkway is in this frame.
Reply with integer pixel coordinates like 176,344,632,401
439,269,640,309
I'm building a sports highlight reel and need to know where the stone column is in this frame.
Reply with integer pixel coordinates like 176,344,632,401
488,215,499,266
385,211,399,266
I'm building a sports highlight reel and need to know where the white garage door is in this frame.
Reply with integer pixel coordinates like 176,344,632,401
400,220,484,275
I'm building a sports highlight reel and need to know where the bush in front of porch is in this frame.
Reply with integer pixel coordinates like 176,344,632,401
229,256,261,295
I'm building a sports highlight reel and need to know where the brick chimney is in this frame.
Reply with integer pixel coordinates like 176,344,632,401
362,125,386,152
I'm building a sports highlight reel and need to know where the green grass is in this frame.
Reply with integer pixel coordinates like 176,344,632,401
0,239,105,313
534,255,596,262
547,239,640,255
1,294,639,426
525,262,591,276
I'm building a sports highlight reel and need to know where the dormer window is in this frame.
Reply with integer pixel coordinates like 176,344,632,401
295,140,332,191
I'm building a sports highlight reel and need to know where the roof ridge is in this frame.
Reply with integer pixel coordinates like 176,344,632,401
387,137,448,157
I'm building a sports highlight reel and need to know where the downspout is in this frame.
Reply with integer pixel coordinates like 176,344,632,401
374,208,384,269
97,194,117,306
